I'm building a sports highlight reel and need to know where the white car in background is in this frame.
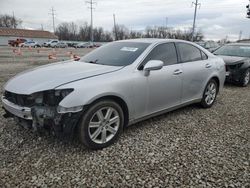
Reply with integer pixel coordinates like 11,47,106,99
75,42,93,48
43,40,59,48
21,41,41,48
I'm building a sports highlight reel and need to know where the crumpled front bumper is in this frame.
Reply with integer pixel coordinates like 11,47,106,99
2,96,82,139
2,96,32,120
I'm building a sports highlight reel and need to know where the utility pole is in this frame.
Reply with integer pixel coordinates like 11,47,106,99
12,11,16,29
86,0,97,43
113,14,118,40
49,7,56,33
239,30,243,41
191,0,201,41
165,17,168,28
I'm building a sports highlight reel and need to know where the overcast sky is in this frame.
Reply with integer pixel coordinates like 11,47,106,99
1,0,249,41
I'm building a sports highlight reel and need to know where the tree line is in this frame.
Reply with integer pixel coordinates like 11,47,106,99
0,14,204,42
0,14,22,28
55,22,204,42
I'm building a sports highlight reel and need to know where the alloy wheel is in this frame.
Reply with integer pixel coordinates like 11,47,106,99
88,107,120,144
204,82,217,105
244,70,250,86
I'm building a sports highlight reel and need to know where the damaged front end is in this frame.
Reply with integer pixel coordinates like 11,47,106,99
2,89,83,139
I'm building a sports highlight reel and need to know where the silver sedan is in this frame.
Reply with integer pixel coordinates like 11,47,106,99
2,39,225,149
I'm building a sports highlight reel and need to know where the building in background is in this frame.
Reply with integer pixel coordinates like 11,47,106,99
0,28,58,46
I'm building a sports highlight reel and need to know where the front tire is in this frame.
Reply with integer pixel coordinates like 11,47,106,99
200,79,218,108
78,100,124,150
239,69,250,87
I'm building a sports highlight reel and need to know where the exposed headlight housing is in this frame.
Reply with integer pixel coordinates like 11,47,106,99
43,89,74,106
31,89,74,106
57,105,83,114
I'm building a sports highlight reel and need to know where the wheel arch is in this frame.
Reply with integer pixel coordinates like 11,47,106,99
211,76,220,92
85,95,129,127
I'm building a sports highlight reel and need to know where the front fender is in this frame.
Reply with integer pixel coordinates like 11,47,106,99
56,72,135,120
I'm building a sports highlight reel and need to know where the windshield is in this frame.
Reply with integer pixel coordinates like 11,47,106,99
80,42,150,66
214,45,250,57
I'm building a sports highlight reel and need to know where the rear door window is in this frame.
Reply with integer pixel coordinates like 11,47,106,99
177,43,202,62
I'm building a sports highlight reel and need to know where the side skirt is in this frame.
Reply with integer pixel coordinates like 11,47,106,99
128,99,201,126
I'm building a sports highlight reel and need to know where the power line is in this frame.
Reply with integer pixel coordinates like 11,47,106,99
49,7,56,33
86,0,97,43
191,0,201,41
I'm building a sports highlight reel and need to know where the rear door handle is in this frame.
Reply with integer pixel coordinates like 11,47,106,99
173,69,183,75
205,63,212,68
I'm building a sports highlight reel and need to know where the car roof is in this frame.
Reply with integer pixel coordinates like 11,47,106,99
116,38,195,45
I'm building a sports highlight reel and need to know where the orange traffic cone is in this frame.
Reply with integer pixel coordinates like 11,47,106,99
48,54,57,60
17,48,22,56
73,54,80,61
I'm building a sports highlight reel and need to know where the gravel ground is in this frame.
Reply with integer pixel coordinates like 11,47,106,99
0,46,249,187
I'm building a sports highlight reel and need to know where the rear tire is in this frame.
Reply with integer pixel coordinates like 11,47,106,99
200,79,218,108
239,69,250,87
78,100,124,150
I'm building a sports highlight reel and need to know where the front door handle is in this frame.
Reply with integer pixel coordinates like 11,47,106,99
205,63,212,68
173,69,183,75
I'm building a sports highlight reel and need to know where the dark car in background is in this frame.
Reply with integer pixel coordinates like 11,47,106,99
196,41,220,52
213,43,250,86
8,38,27,47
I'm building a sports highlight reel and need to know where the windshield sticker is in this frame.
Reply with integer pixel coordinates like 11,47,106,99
120,47,138,52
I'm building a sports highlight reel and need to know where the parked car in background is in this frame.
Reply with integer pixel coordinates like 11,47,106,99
43,40,59,47
8,40,15,46
67,42,78,48
196,41,220,52
213,43,250,86
8,38,27,47
75,42,93,48
2,39,225,149
21,41,41,48
54,41,68,48
93,43,102,48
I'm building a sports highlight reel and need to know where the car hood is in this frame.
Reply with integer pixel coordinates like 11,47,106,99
4,60,123,95
217,55,249,65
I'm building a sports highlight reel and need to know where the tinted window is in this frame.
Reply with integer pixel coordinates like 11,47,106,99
177,43,202,62
81,42,150,66
142,43,178,66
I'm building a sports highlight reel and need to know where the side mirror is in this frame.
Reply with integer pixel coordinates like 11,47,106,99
143,60,164,76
